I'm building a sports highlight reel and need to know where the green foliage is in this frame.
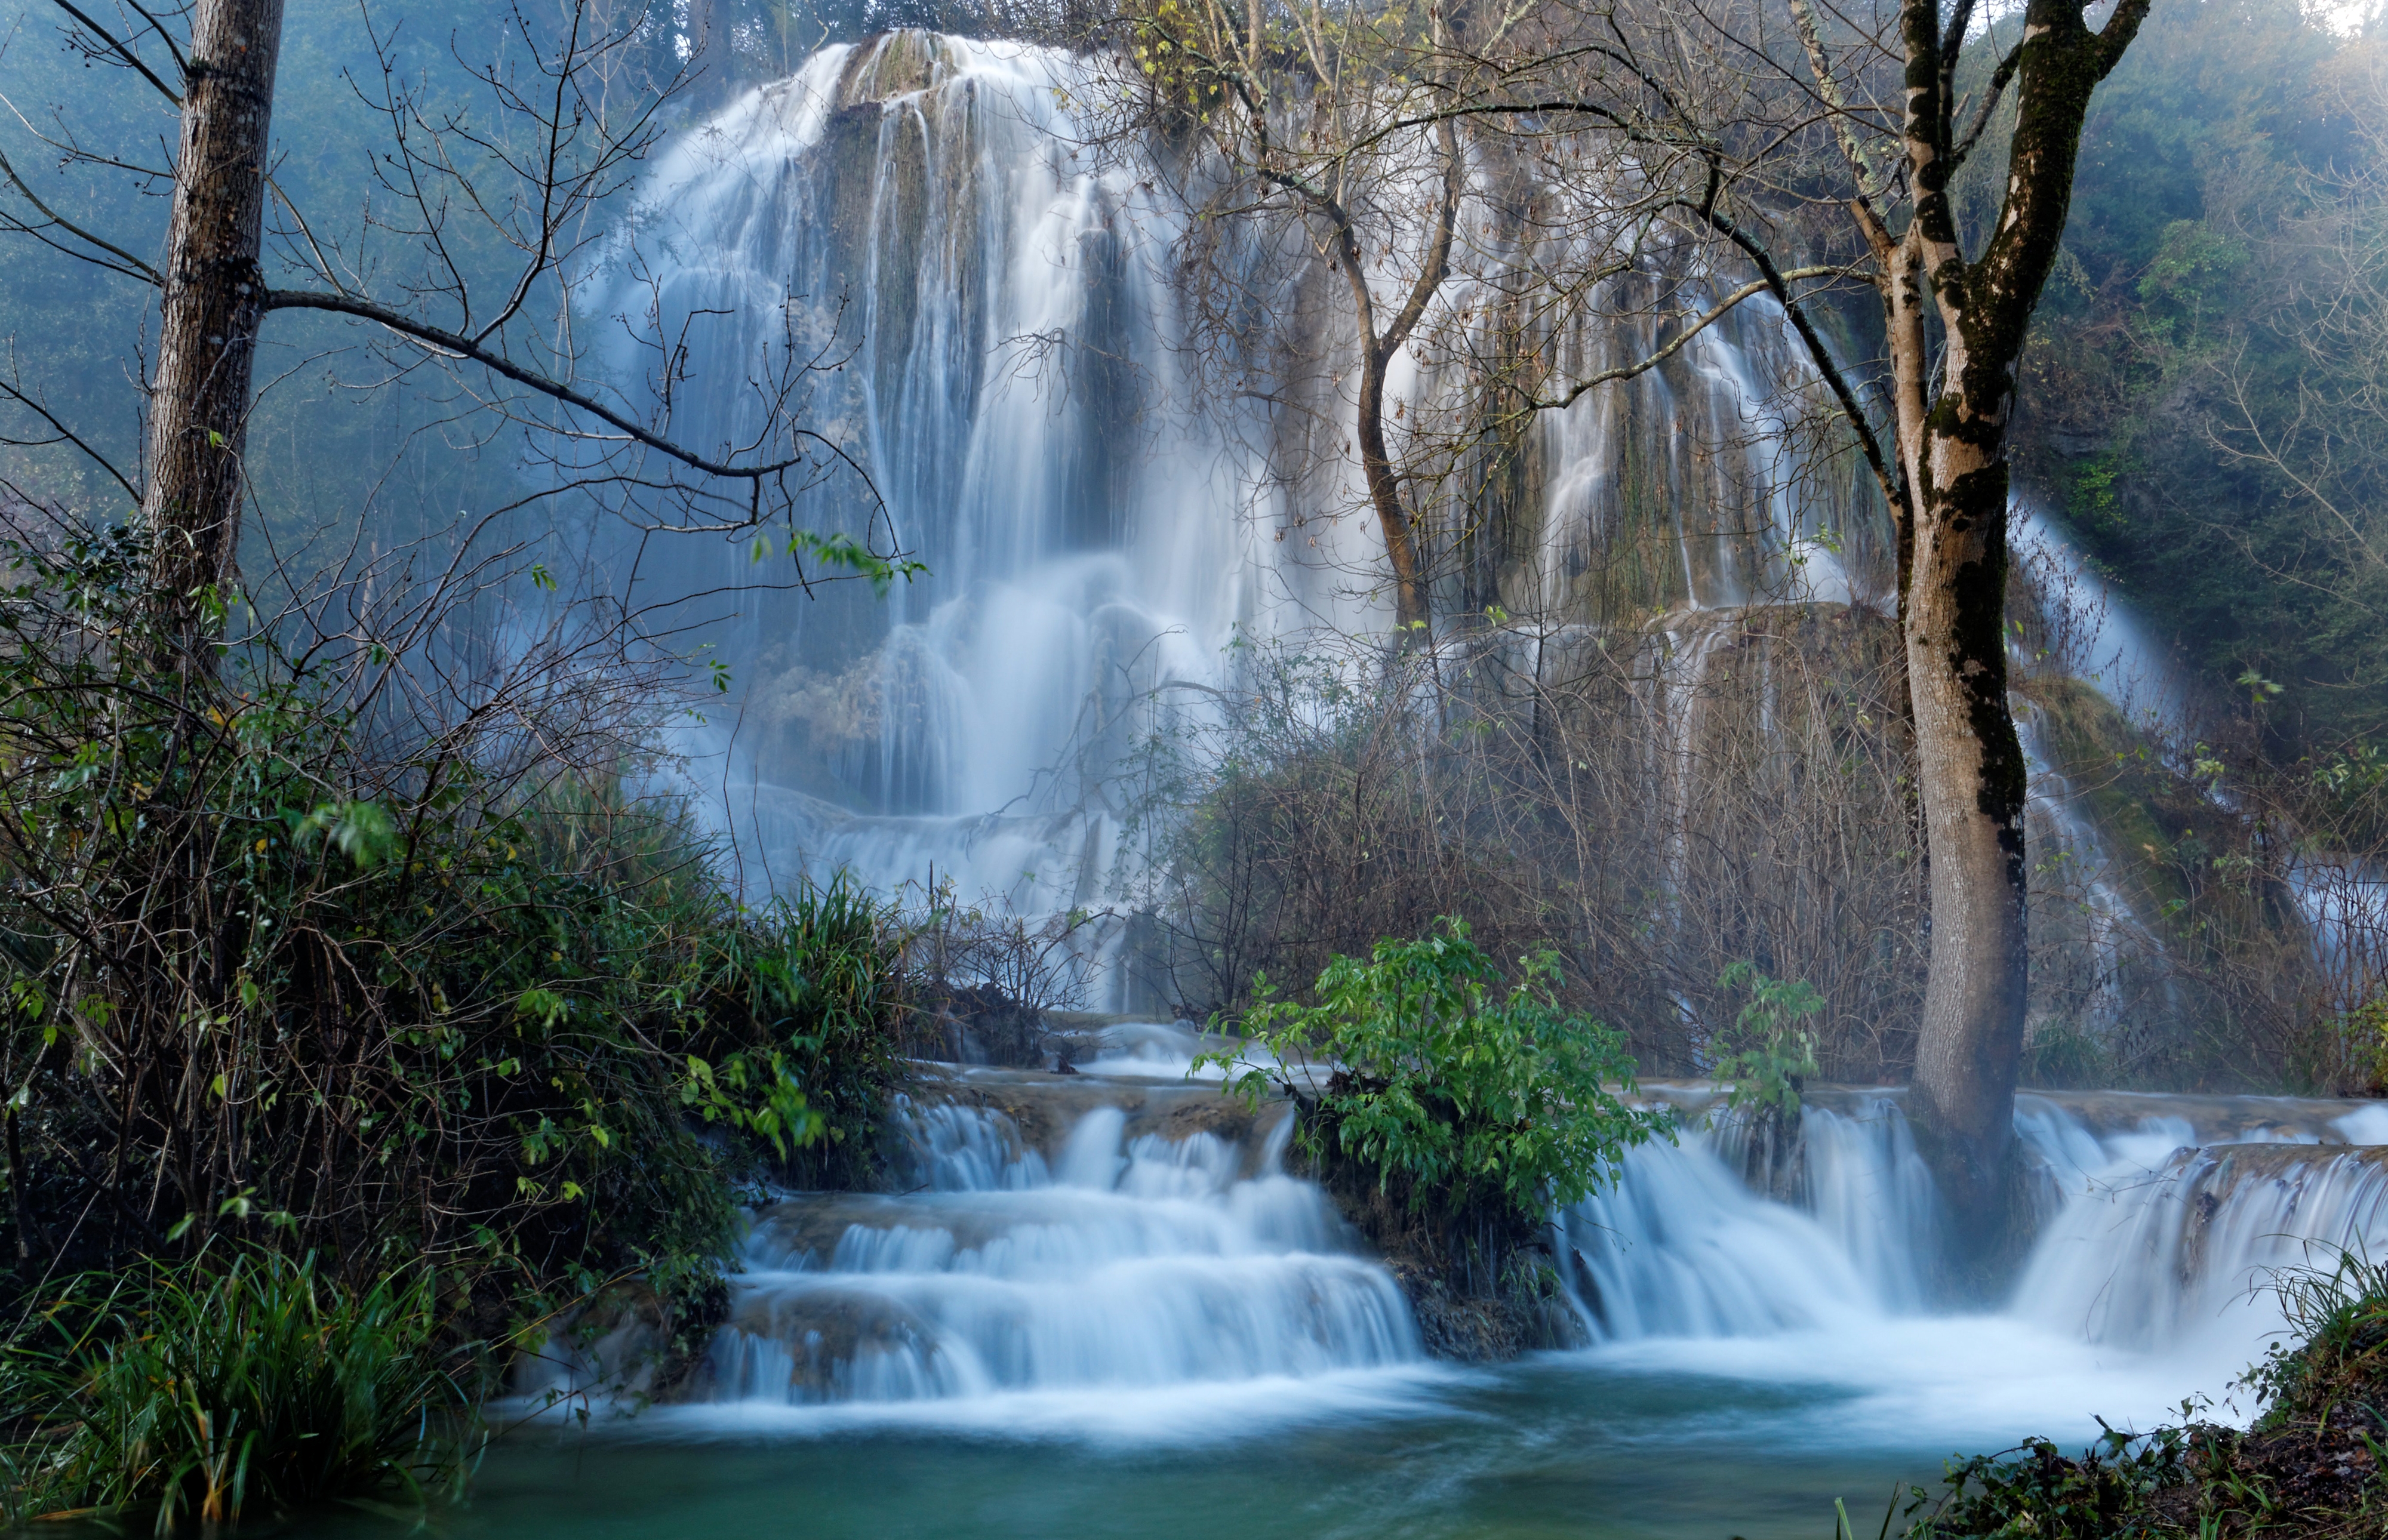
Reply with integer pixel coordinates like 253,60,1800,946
1898,1425,2192,1540
1200,918,1672,1224
2240,1246,2388,1433
1711,962,1822,1119
2001,0,2388,754
2352,997,2388,1097
0,523,911,1313
0,1248,479,1530
782,529,928,597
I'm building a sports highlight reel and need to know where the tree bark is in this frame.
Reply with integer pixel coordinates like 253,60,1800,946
139,0,287,660
1873,0,2150,1243
1900,406,2029,1229
1330,118,1460,641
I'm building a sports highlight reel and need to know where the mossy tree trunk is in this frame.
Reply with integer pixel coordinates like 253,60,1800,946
1855,0,2152,1239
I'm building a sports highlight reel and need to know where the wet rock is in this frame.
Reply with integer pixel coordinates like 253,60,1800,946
1389,1253,1586,1362
522,1278,722,1406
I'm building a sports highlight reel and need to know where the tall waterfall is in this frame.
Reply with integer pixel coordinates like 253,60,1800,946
611,32,1898,915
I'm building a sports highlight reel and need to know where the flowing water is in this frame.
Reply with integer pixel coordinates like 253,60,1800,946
453,1040,2388,1540
433,33,2388,1538
618,32,1897,932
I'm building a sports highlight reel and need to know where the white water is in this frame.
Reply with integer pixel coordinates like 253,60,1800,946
614,33,1913,926
522,1057,2387,1446
691,1090,1423,1429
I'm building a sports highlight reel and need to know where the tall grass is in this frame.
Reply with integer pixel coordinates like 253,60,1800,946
0,1249,481,1531
2243,1245,2388,1431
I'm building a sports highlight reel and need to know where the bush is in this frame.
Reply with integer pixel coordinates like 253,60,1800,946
1896,1427,2192,1540
0,1248,478,1529
1712,960,1824,1120
1202,917,1672,1228
0,520,912,1321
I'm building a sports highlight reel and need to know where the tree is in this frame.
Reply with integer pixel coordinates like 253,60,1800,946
1415,0,2155,1230
1122,0,1471,636
139,0,287,653
2,0,891,670
1789,0,2153,1233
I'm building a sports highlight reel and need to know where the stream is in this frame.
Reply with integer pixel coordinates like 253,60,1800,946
405,1030,2388,1540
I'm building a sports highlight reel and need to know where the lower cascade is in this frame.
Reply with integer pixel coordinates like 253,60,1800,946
542,1038,2388,1425
701,1094,1418,1403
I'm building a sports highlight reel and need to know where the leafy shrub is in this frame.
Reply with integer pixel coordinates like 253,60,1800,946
1897,1425,2190,1540
0,520,911,1317
1712,960,1823,1119
1202,917,1672,1227
0,1248,478,1529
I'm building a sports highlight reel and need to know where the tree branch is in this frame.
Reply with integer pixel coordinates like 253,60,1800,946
1524,267,1858,412
1679,202,1900,509
0,144,164,285
48,0,183,106
262,288,806,483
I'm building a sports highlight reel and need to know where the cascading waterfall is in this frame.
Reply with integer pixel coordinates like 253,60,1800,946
541,28,2388,1455
694,1085,1418,1412
529,1036,2388,1437
611,31,1931,925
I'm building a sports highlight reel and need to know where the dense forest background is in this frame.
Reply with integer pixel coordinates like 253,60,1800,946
2004,0,2385,757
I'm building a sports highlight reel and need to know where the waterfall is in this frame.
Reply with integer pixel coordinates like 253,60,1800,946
576,1071,2385,1442
518,31,2388,1458
693,1088,1420,1415
610,31,1918,919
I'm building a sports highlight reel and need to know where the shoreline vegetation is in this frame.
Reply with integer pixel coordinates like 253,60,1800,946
1879,1251,2388,1539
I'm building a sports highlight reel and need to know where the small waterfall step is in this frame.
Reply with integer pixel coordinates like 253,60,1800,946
901,1063,1278,1172
693,1079,1419,1405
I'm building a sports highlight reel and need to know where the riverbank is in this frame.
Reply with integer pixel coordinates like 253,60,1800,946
1902,1250,2388,1538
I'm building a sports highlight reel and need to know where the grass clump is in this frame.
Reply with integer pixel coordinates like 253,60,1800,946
0,1248,478,1530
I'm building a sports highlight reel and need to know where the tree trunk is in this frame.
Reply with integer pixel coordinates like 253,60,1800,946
1900,383,2029,1233
1328,117,1459,643
140,0,288,659
1356,356,1431,635
1873,0,2150,1250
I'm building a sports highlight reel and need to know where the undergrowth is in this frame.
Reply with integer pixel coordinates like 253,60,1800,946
1884,1248,2388,1539
0,1247,478,1530
0,521,914,1332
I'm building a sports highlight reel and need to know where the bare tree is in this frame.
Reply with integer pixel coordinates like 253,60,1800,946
1118,0,1481,635
2,0,890,669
